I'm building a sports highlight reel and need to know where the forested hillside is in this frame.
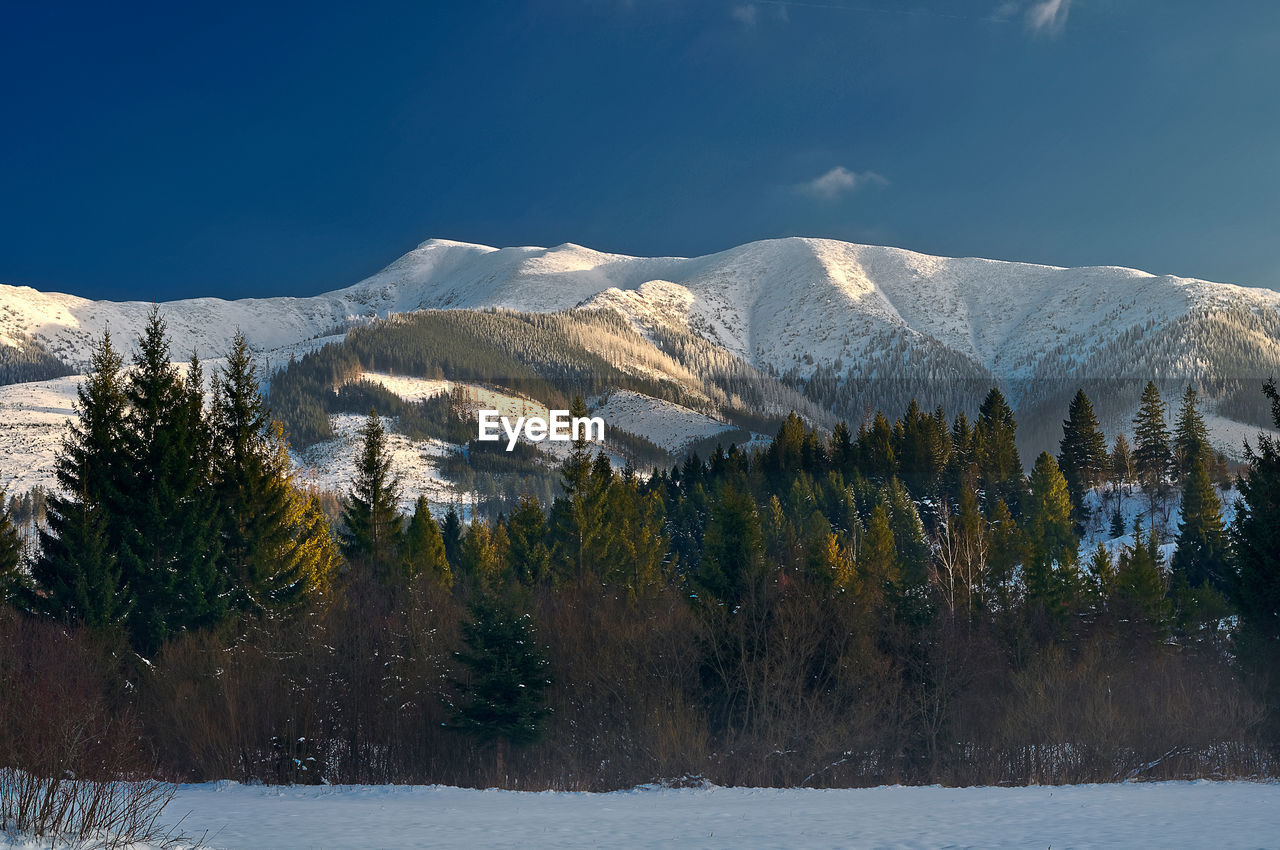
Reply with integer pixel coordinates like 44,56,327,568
267,307,821,450
4,319,1279,792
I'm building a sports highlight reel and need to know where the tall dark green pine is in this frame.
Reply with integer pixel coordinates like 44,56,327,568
829,420,855,478
505,495,550,586
1022,452,1080,622
441,505,464,570
403,496,451,587
1113,524,1169,633
1231,380,1280,733
1057,388,1109,523
0,494,24,606
694,485,766,606
1132,381,1172,505
340,408,403,576
33,332,130,629
118,311,226,652
448,594,553,754
212,330,308,616
1171,455,1229,591
1173,385,1211,481
974,387,1024,516
549,395,605,584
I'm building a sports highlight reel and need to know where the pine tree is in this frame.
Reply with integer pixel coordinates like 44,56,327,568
291,490,341,597
403,496,451,587
694,485,765,606
1132,381,1172,509
984,499,1022,614
117,312,226,652
1113,525,1169,632
1231,380,1280,730
829,420,855,477
1109,505,1125,538
505,495,550,586
34,332,130,628
0,493,24,606
448,594,553,754
974,388,1024,516
1171,455,1229,591
549,396,607,584
458,519,509,590
1057,388,1109,523
1022,452,1079,616
1173,385,1211,481
1088,542,1117,600
213,332,310,616
340,408,403,576
858,412,897,483
441,505,464,569
597,476,668,594
882,478,929,586
861,503,900,596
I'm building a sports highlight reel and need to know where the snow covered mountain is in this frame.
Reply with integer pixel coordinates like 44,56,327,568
3,236,1278,382
3,236,1279,489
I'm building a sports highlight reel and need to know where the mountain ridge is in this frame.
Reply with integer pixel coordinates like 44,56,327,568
3,235,1275,376
3,236,1279,447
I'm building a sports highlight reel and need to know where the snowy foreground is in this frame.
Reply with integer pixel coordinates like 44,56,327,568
28,780,1275,849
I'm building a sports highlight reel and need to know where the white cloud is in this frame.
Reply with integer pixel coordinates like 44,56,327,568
731,3,758,29
991,1,1021,22
800,167,889,201
1026,0,1071,33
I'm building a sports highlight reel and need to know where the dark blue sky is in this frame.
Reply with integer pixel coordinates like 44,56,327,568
3,1,1278,301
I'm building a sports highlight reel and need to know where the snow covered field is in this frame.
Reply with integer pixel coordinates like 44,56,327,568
113,781,1280,849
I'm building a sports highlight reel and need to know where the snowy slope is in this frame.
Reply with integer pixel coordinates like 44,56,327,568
18,780,1269,850
5,236,1279,384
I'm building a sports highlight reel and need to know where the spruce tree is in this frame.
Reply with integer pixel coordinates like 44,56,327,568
984,499,1022,614
1231,380,1280,730
0,493,24,606
1022,452,1079,616
597,476,667,594
441,505,464,569
340,408,403,576
1132,381,1172,509
213,333,309,616
403,496,452,587
34,331,130,628
1173,385,1211,481
974,388,1023,516
858,412,897,483
882,478,929,586
118,313,226,652
33,490,124,629
549,396,607,584
1171,455,1229,591
829,420,855,477
1057,388,1109,523
861,503,900,595
458,519,510,590
290,490,342,597
505,495,550,586
1109,505,1125,538
448,594,552,754
1113,525,1169,632
694,485,765,606
1088,542,1116,601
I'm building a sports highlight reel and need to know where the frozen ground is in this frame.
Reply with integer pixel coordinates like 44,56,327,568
79,780,1277,849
